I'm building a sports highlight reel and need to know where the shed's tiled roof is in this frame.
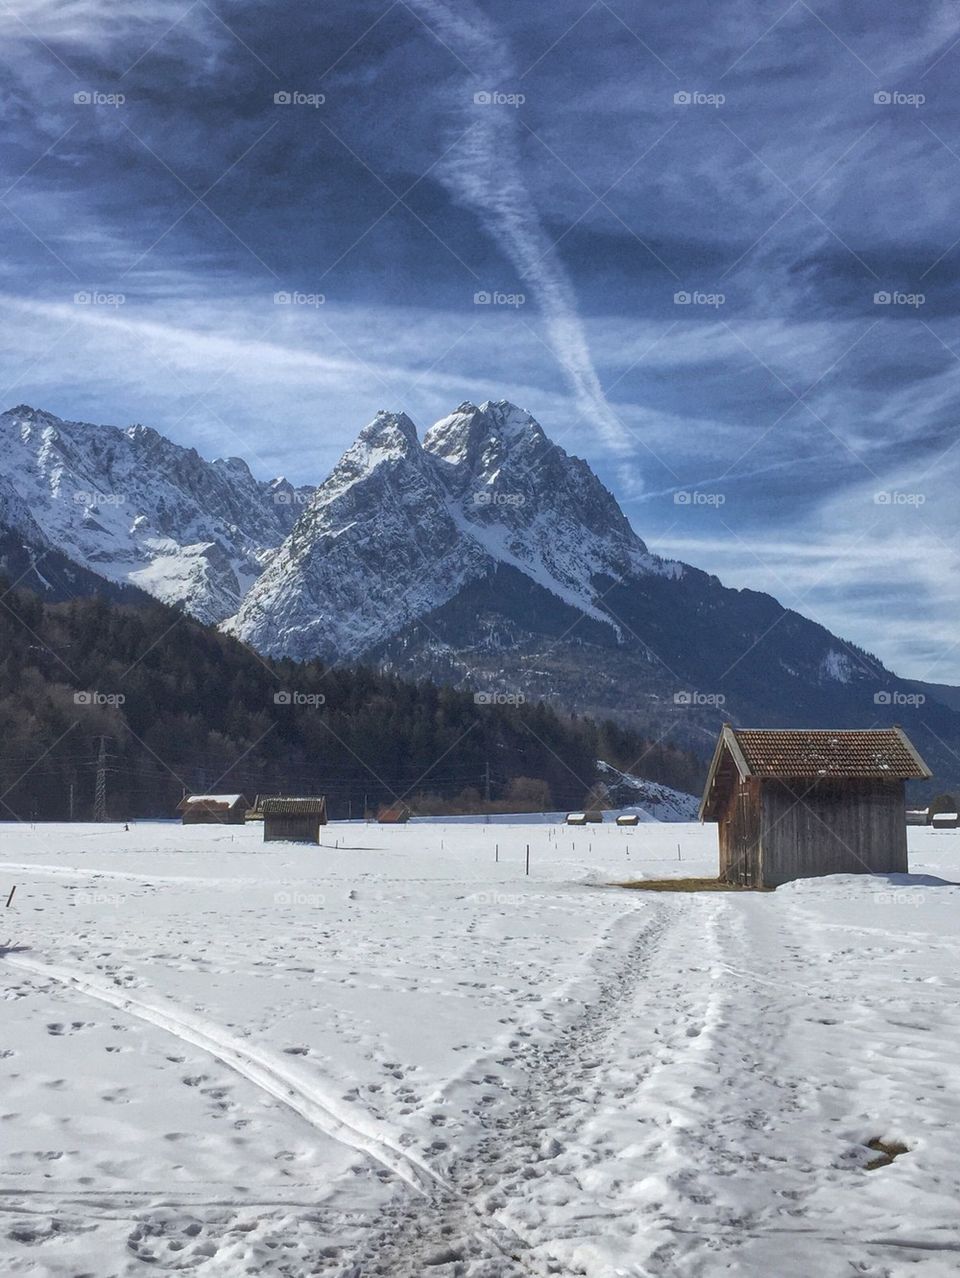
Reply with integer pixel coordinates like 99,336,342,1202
729,727,929,779
261,797,327,816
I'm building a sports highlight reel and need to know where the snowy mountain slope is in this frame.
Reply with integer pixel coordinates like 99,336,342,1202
0,406,311,623
4,398,960,780
224,400,679,657
596,760,700,821
220,410,490,659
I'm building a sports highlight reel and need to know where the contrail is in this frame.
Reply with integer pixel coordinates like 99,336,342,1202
404,0,632,455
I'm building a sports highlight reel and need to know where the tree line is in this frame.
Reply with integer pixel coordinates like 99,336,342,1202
0,582,704,820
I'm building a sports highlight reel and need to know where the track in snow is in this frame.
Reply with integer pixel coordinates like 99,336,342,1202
2,899,689,1277
334,900,679,1278
3,952,442,1197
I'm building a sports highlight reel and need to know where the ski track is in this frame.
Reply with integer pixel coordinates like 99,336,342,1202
2,903,683,1278
3,953,442,1198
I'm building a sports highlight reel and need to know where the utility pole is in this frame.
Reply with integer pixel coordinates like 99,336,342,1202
483,760,491,804
93,737,108,822
68,780,75,822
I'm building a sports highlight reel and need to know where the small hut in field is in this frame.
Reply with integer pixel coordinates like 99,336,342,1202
178,794,249,825
931,811,958,830
616,813,641,826
566,810,603,825
262,797,327,844
377,802,411,824
699,725,930,888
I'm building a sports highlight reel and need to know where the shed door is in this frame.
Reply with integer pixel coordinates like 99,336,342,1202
735,782,761,886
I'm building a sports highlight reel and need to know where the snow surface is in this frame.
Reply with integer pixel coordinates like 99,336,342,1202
1,820,959,1276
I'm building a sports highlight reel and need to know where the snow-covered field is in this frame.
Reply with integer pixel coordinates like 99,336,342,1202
1,819,959,1277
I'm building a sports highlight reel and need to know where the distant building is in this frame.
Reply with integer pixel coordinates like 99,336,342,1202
906,808,930,826
931,811,958,830
178,794,249,825
377,802,411,824
699,725,931,888
262,797,327,843
616,813,640,826
566,811,604,825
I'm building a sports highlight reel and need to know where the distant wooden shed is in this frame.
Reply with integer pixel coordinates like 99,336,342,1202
931,811,958,830
616,813,641,826
566,810,604,825
262,797,327,844
377,802,411,824
178,794,249,825
699,725,931,888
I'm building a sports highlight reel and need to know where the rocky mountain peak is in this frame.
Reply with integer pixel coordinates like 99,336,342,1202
357,409,420,452
423,399,543,464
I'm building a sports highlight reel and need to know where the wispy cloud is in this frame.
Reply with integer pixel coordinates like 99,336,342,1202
403,0,632,456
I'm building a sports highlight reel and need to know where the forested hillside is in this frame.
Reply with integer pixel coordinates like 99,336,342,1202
0,582,703,821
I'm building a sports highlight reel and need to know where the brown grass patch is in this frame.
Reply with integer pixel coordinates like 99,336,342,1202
612,877,765,892
864,1138,909,1170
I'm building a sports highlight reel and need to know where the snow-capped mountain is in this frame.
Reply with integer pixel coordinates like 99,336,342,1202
3,397,959,775
224,400,677,658
0,405,311,623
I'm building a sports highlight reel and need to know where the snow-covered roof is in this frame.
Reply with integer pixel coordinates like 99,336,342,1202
182,794,244,805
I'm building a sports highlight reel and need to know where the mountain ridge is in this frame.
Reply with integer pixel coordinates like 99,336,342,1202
224,398,677,658
0,404,312,623
1,397,958,786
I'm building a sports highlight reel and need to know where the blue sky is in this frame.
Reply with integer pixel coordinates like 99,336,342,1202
1,0,959,680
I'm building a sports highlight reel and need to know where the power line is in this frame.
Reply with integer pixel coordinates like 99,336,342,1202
93,736,110,821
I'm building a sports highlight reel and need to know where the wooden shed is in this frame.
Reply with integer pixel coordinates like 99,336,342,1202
178,793,249,825
699,725,930,888
931,811,958,830
262,797,327,844
377,802,411,824
616,813,641,826
566,810,604,825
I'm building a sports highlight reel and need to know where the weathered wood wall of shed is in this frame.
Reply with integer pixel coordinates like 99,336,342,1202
263,816,321,843
760,778,907,886
182,807,245,825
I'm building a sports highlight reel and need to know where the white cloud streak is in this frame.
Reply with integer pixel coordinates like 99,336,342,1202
402,0,633,456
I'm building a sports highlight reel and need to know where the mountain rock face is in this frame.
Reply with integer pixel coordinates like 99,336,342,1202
0,405,311,623
224,400,675,659
3,398,959,780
